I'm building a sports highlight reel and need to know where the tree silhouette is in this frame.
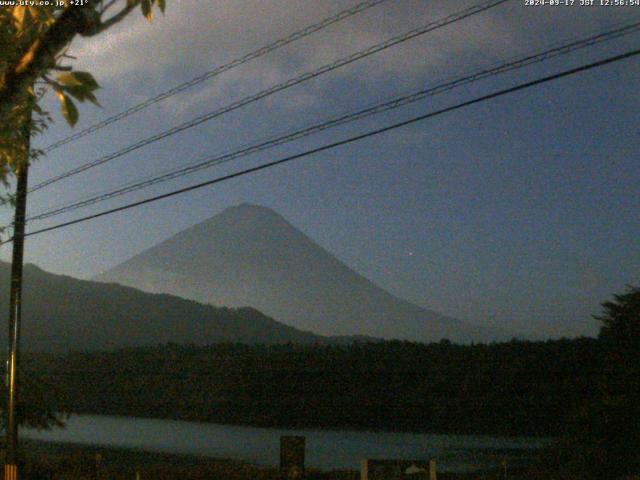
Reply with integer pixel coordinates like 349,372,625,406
588,286,640,478
596,285,640,348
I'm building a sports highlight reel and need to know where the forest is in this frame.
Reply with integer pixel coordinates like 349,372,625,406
12,285,640,478
25,337,603,436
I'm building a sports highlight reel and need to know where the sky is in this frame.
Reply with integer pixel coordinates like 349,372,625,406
1,0,638,338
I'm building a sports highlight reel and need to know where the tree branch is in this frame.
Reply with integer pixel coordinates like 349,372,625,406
0,0,140,116
89,1,139,36
100,0,120,14
0,5,95,116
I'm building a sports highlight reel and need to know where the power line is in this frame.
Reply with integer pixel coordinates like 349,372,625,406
8,46,638,244
40,0,392,154
25,20,640,223
29,0,510,193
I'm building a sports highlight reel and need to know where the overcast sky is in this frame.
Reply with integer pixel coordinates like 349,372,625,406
2,0,639,338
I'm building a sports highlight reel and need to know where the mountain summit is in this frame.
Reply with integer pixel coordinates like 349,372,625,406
96,203,504,342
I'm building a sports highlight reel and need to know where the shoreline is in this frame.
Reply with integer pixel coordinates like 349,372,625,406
22,412,549,472
15,439,519,479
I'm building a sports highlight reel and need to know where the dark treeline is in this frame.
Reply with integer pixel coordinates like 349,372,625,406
26,337,605,436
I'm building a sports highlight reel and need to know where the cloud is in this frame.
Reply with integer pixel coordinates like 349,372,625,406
65,0,634,135
69,1,524,102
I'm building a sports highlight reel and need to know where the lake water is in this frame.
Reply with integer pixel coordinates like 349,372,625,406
22,414,549,472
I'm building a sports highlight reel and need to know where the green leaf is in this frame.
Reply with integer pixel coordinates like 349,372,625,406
65,87,101,107
12,7,27,29
32,103,44,115
64,87,87,103
57,71,99,91
70,71,100,91
141,0,153,21
56,91,79,127
84,92,101,107
27,6,39,21
57,70,101,106
157,0,166,13
56,72,83,88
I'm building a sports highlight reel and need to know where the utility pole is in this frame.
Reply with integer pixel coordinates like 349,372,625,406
4,106,31,480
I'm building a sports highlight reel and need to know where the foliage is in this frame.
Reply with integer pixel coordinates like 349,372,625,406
30,338,604,436
0,354,69,431
0,0,167,429
595,285,640,347
18,285,640,476
0,0,166,197
595,285,640,399
591,286,640,477
525,286,640,479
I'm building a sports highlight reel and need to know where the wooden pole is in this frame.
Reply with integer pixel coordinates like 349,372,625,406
4,107,31,480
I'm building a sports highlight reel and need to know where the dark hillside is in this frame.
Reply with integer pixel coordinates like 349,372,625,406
0,262,329,351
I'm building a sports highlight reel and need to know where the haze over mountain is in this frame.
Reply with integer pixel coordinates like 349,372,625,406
96,204,509,343
0,261,332,352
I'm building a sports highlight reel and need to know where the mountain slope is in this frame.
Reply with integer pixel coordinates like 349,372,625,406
96,203,506,342
0,262,328,352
